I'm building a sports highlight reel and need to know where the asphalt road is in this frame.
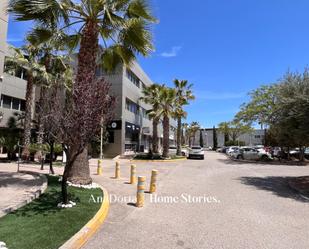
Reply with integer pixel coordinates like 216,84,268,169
83,151,309,249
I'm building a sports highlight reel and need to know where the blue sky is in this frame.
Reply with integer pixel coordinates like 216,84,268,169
7,0,309,128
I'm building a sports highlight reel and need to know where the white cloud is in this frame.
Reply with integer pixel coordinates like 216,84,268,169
160,46,182,57
7,37,23,43
196,91,246,100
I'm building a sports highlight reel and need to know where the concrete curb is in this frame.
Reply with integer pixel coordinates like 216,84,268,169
130,158,187,163
1,171,48,217
60,186,109,249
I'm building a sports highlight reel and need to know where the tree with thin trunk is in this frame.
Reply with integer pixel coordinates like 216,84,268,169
157,87,176,158
182,122,188,146
188,122,200,146
218,122,231,145
173,79,195,156
9,0,156,184
5,45,48,160
213,126,218,150
199,129,204,148
140,84,164,154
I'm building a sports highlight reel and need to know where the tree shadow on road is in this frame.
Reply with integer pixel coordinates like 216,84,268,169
217,158,307,167
239,176,309,203
0,172,43,188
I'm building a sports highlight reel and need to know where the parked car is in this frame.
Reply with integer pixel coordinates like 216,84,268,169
271,147,281,157
169,146,189,157
216,147,223,152
181,148,189,157
188,146,204,159
232,147,272,161
226,146,239,156
168,146,177,155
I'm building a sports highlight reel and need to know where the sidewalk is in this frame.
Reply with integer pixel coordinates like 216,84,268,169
0,168,47,217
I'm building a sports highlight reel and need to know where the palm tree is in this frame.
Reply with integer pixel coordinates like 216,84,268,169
182,122,189,145
5,45,48,159
173,79,195,156
157,87,176,158
188,121,200,146
218,122,231,145
140,84,163,154
27,28,72,161
9,0,156,184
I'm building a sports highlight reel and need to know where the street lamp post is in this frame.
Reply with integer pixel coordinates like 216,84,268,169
100,118,104,159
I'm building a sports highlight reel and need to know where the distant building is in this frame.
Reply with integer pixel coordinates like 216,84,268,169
193,128,265,148
0,0,29,127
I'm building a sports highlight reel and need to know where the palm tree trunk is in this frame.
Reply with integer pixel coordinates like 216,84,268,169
35,87,46,160
22,73,34,160
49,141,55,175
69,21,99,184
152,117,159,153
162,115,170,158
67,147,91,184
176,116,182,156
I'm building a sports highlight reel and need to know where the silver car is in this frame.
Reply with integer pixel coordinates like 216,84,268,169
233,147,272,161
188,146,204,159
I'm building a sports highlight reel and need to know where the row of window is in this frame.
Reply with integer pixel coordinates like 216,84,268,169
125,98,149,119
126,69,146,89
4,57,28,80
1,94,26,111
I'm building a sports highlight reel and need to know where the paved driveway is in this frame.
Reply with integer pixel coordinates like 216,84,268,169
83,152,309,249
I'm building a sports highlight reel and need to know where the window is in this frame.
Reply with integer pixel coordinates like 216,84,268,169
254,135,261,139
141,107,149,119
2,95,12,109
125,98,139,114
12,98,20,110
126,68,141,88
141,83,146,90
1,94,25,111
20,100,26,111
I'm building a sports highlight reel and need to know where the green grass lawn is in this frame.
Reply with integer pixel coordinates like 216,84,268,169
0,175,102,249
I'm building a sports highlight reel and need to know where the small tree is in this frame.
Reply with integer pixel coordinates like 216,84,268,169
44,78,115,203
218,122,230,145
213,126,218,150
199,129,204,148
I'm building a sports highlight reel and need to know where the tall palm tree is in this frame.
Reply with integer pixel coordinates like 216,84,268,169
173,79,195,156
5,45,48,159
9,0,156,184
27,27,72,160
157,87,176,158
140,84,163,154
188,121,200,146
182,122,189,145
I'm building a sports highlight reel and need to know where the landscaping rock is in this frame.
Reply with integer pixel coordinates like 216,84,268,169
67,181,100,189
0,241,7,249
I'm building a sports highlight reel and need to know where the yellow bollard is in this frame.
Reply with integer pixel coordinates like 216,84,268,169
130,164,137,184
149,169,158,193
136,176,146,207
97,159,102,175
115,161,120,179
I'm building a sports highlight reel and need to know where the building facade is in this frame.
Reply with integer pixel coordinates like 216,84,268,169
100,62,176,157
1,1,175,157
0,0,28,127
194,128,265,148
